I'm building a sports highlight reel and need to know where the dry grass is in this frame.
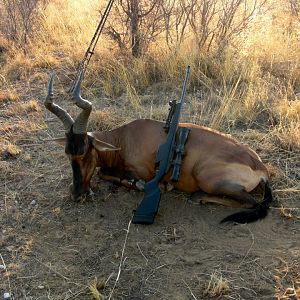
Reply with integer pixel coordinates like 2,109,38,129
89,111,122,131
0,0,298,154
2,52,35,81
5,99,41,116
271,99,300,150
203,271,231,297
17,98,41,113
275,257,300,300
0,90,20,103
89,277,105,300
279,206,293,219
1,143,21,158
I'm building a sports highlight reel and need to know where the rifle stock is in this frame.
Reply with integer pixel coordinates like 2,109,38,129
132,184,161,224
132,66,191,224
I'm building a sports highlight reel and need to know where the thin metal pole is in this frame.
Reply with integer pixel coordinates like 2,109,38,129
70,0,115,93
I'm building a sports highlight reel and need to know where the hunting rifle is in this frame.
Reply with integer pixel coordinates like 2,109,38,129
132,66,191,224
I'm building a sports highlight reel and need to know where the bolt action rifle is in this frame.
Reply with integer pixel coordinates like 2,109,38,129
132,66,191,224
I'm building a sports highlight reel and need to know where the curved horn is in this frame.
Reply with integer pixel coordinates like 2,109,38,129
45,73,74,132
71,71,92,134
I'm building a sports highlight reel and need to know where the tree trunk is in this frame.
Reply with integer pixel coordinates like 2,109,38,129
130,0,141,57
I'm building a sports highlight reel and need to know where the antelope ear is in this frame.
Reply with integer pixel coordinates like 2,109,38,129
92,138,121,152
46,137,66,146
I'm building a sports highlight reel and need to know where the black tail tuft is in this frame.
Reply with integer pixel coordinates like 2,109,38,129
221,182,273,224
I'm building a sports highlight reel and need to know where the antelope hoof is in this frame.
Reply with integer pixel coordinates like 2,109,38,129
188,191,207,206
159,182,174,193
135,180,145,191
187,198,204,206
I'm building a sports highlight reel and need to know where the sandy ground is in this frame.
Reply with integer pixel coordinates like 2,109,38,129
0,82,299,300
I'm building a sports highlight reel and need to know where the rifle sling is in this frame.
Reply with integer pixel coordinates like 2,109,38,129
170,127,190,182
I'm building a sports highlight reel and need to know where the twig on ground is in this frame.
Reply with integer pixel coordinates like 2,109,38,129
274,188,300,193
105,272,115,286
239,227,255,267
34,257,70,281
108,216,133,300
65,287,89,300
270,207,300,210
137,242,148,263
19,174,44,192
182,279,198,300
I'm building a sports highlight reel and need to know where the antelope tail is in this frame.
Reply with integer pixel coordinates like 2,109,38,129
221,182,273,224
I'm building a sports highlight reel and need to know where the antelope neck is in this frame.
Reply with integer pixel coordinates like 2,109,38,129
94,130,123,168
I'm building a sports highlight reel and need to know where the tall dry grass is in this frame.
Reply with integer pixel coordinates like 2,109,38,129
0,0,299,149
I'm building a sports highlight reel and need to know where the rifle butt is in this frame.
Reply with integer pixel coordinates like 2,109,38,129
132,187,161,224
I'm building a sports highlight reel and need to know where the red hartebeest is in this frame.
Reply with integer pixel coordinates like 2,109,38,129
45,74,272,223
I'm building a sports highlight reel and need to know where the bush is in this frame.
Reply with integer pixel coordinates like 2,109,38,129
0,0,48,48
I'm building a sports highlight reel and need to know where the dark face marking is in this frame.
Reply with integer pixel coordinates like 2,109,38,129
65,130,88,156
65,127,92,200
71,159,85,200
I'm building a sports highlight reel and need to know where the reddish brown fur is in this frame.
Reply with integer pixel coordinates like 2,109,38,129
46,74,271,222
76,119,268,199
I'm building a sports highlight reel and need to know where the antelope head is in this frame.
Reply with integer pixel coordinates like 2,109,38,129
45,73,119,201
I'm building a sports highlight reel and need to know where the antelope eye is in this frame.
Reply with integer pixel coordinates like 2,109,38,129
65,154,84,161
76,155,85,161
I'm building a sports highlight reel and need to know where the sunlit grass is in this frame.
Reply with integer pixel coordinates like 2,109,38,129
0,0,299,150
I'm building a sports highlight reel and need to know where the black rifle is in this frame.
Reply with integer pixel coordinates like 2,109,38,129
170,127,190,182
163,100,176,132
132,66,191,224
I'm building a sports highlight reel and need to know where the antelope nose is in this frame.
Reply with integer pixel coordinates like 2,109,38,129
69,183,78,201
69,183,94,202
69,183,82,201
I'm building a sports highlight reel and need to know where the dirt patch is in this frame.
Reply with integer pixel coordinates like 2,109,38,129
0,84,299,300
